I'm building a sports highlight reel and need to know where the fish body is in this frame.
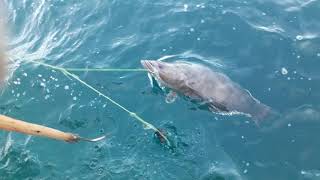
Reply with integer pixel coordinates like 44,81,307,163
141,60,271,124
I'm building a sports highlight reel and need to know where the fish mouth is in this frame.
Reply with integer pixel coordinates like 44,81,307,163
141,60,168,89
141,60,158,74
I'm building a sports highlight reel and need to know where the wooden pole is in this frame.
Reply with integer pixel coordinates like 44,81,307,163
0,115,79,142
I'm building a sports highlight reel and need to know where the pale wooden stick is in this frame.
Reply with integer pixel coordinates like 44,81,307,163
0,115,97,142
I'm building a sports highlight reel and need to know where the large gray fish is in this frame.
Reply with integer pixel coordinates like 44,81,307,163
141,60,272,124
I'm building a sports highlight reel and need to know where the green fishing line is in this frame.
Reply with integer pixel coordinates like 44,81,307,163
64,68,147,72
27,60,170,146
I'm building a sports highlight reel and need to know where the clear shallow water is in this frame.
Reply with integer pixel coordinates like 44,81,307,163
1,0,320,179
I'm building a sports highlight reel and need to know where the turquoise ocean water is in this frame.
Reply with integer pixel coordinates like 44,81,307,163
1,0,320,179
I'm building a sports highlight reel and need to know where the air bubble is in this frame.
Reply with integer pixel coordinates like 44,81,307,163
281,67,288,75
183,4,188,11
296,35,303,40
44,95,50,100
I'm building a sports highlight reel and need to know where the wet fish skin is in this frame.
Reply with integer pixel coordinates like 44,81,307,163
141,60,272,124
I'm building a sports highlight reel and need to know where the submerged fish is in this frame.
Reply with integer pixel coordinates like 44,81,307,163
141,60,272,124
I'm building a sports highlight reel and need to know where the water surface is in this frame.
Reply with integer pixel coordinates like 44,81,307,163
1,0,320,179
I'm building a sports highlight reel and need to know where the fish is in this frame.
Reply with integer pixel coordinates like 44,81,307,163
141,60,272,124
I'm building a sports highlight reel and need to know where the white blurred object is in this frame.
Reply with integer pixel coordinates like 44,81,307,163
0,1,7,85
0,2,10,86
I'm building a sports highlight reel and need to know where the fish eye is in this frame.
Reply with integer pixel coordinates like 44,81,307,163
158,64,164,69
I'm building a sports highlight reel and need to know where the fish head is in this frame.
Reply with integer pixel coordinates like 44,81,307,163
141,60,186,89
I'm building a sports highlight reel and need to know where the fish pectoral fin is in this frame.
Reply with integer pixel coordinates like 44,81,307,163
165,91,178,104
209,101,229,112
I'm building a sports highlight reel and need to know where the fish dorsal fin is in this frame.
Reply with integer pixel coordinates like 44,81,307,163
165,90,178,103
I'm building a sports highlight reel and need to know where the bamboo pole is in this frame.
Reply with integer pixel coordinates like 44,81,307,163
0,115,105,142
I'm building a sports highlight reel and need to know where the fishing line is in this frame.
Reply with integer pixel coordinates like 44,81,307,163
60,57,172,72
27,60,171,146
64,68,147,72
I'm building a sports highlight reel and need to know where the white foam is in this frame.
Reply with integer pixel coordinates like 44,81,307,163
183,4,188,12
250,24,285,34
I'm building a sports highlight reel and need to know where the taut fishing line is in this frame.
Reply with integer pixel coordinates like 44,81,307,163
27,60,171,146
